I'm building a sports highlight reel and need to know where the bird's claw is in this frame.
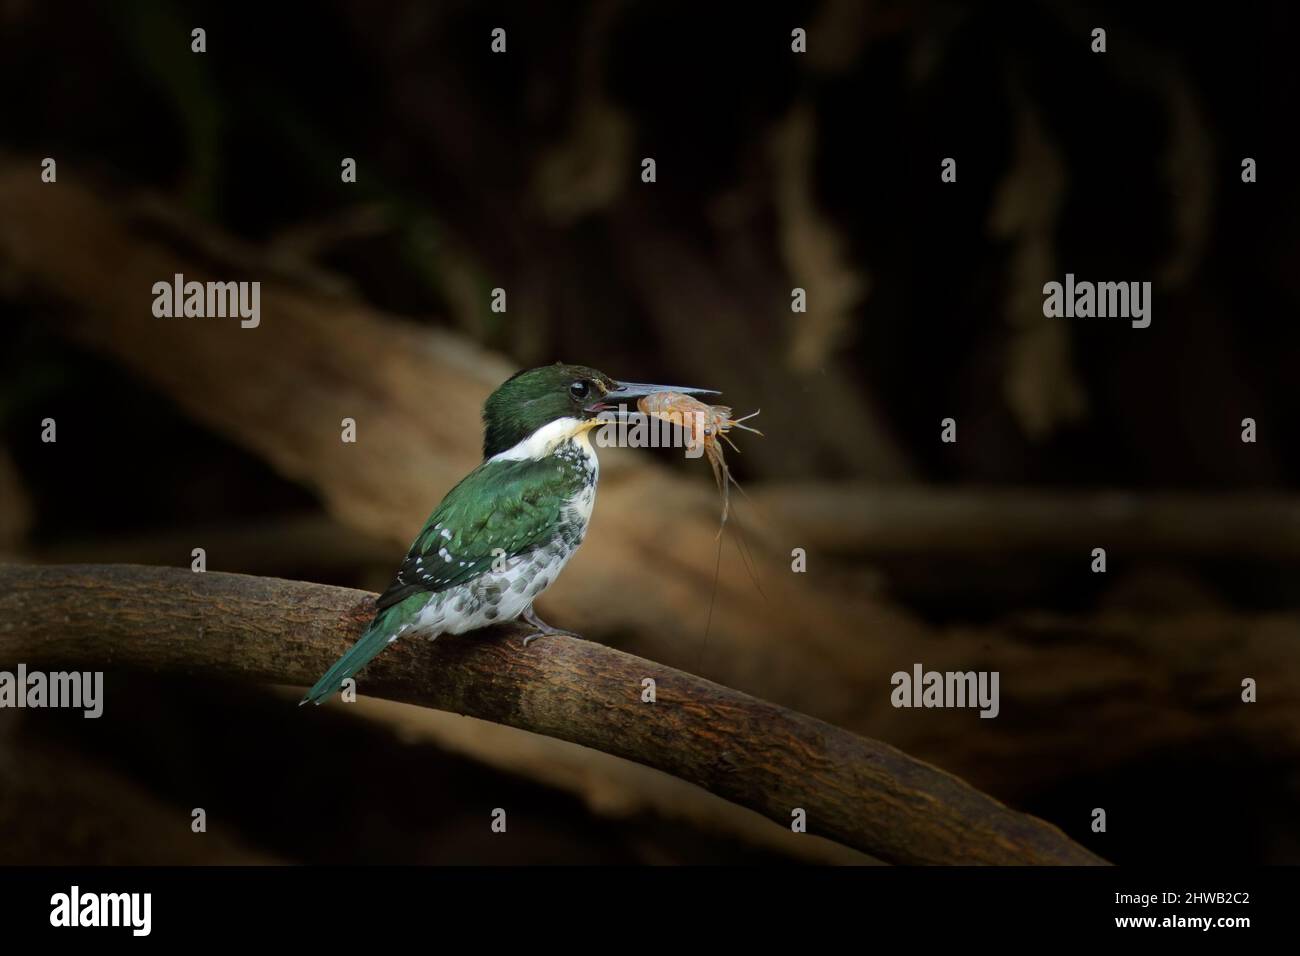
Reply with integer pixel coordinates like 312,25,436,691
520,628,581,648
519,604,580,646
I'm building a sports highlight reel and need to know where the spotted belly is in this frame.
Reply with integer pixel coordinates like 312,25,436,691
405,519,590,640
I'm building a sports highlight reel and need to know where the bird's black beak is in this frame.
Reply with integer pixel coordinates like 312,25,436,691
585,380,719,415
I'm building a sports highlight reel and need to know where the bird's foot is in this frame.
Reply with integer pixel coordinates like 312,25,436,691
520,604,581,647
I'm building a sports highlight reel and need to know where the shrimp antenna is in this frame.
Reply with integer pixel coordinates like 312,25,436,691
698,488,765,674
729,495,766,600
695,528,725,674
730,409,764,435
727,467,755,504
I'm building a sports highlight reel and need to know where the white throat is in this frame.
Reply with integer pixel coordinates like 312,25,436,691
489,416,597,464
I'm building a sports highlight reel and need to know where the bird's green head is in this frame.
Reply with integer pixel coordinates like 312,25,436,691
482,363,718,459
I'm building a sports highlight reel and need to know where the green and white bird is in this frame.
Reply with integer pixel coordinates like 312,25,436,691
302,363,716,705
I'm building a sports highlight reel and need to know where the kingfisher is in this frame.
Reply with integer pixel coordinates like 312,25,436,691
302,363,716,705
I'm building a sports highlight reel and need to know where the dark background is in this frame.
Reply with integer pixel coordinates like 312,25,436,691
1,0,1297,864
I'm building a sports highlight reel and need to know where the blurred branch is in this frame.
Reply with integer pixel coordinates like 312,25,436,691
754,484,1300,557
343,697,873,865
22,513,394,577
0,737,280,865
987,86,1084,438
0,563,1104,866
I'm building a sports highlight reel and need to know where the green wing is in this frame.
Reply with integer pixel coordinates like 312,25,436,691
374,455,583,611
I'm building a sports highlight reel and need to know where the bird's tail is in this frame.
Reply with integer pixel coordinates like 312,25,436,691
301,603,409,706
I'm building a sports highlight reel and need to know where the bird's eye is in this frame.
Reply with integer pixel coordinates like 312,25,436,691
569,380,590,400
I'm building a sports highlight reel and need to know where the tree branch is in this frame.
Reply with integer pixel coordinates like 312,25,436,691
0,563,1103,866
